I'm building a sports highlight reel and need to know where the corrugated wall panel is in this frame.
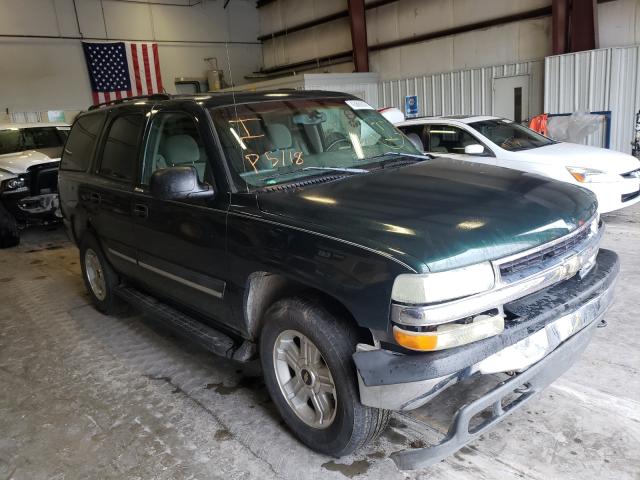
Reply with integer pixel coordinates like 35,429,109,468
545,45,640,154
378,60,544,119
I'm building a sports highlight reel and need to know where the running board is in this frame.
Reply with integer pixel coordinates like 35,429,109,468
115,285,255,362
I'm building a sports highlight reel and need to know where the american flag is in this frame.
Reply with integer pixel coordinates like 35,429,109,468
82,41,164,105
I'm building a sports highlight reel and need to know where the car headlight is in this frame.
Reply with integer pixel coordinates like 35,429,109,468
566,166,622,183
391,262,495,304
391,263,501,351
1,177,26,192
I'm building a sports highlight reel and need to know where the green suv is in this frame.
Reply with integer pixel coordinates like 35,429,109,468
58,91,619,469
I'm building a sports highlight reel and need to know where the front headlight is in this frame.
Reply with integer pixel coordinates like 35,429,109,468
391,262,495,304
566,166,622,183
1,177,26,191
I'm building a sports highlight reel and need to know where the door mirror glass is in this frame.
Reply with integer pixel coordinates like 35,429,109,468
464,144,485,155
150,166,214,201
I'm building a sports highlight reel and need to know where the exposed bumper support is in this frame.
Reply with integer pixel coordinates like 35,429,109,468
390,319,598,470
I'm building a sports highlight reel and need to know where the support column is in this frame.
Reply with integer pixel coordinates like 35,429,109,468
347,0,369,72
552,0,570,55
570,0,598,52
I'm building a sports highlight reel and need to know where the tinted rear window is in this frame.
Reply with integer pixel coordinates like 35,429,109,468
0,127,67,155
61,113,105,171
99,114,144,182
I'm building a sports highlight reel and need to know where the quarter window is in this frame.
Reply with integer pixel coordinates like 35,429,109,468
99,114,144,182
61,113,105,171
142,112,209,185
427,125,478,154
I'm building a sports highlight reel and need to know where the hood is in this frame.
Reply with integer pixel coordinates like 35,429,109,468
0,148,62,174
257,159,597,272
513,142,640,174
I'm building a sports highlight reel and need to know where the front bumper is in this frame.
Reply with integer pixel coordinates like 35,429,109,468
585,178,640,213
353,249,619,468
1,191,61,224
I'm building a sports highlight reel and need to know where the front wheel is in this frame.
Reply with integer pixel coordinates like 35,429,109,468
259,296,390,457
0,202,19,248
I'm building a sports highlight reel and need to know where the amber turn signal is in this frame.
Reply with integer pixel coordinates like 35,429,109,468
393,314,505,352
393,327,438,351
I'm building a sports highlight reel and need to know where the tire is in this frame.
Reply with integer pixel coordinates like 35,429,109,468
79,233,127,315
0,202,20,249
259,296,390,457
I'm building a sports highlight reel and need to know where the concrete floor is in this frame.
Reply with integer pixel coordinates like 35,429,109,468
1,206,639,480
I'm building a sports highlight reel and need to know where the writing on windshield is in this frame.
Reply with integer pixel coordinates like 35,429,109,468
211,98,419,189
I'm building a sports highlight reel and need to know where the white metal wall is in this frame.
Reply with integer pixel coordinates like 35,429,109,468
378,61,545,116
545,45,640,154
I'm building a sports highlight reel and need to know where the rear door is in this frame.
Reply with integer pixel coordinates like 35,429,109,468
131,104,232,328
84,109,147,279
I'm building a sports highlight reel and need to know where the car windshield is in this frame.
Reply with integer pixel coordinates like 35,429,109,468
0,127,68,155
469,119,554,152
210,97,422,190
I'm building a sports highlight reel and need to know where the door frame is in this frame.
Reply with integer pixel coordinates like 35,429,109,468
491,74,530,122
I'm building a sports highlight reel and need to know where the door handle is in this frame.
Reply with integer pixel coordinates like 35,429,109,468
133,203,149,218
89,192,101,203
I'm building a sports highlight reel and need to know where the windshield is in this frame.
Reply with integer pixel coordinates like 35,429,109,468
0,127,68,155
469,119,554,151
210,98,422,190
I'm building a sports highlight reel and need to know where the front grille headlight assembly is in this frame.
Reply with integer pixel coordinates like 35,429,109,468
391,262,504,352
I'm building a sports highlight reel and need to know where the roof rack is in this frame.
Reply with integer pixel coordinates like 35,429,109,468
88,93,171,110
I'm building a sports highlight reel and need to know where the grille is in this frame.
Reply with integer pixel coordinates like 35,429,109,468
622,190,640,202
499,226,590,278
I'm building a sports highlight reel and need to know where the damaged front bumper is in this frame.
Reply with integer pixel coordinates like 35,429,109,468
1,191,61,224
353,248,619,469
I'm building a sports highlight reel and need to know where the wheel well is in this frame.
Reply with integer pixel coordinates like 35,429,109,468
244,272,374,345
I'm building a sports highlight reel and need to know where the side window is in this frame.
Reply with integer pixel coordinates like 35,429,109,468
427,125,477,154
142,112,209,185
99,114,144,182
60,113,105,171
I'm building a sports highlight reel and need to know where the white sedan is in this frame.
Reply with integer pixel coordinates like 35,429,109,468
391,114,640,213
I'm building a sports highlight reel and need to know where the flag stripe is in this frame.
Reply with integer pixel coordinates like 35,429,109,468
152,43,163,92
130,43,143,95
142,44,153,94
147,44,158,93
92,91,100,105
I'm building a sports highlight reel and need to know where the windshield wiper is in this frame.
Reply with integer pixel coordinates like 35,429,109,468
302,167,369,174
366,151,432,162
261,166,367,183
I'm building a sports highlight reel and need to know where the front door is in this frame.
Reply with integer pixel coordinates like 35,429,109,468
493,75,529,123
425,124,495,166
131,106,232,328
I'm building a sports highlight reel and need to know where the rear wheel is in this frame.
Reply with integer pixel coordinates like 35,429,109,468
260,296,390,457
80,233,127,314
0,202,19,249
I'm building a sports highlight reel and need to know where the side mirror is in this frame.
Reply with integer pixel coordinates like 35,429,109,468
464,144,485,155
150,166,214,201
